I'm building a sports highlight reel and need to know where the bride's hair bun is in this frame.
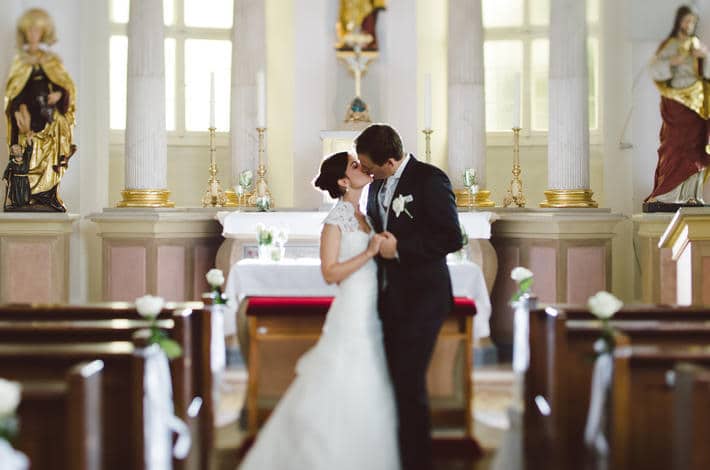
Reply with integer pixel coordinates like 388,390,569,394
314,151,349,199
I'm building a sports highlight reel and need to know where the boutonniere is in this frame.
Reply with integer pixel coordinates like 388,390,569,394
392,194,414,219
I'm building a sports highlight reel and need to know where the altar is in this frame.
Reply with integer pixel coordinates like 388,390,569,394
215,209,497,337
215,209,498,298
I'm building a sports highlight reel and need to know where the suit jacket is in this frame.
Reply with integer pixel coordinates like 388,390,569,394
367,155,463,323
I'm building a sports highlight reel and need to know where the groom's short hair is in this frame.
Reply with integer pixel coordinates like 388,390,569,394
354,123,404,166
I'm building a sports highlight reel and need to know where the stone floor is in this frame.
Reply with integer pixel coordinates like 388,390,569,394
211,364,513,469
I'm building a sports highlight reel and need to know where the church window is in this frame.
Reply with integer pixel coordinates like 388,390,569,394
482,0,600,136
109,0,233,135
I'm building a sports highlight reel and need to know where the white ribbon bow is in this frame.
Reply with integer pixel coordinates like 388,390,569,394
0,440,28,470
584,340,613,466
512,301,530,373
143,345,191,470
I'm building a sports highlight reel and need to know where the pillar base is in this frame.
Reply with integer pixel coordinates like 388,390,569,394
455,189,496,208
540,189,598,208
116,189,175,208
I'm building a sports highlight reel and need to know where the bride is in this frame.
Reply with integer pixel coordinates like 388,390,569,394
239,151,401,470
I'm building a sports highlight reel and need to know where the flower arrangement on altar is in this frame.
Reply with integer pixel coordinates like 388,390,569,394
255,224,289,261
135,295,182,359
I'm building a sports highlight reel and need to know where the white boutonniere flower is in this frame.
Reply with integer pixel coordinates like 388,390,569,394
392,194,414,219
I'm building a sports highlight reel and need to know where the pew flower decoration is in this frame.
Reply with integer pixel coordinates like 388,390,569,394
0,378,20,443
206,268,226,305
588,291,623,352
510,266,534,302
135,295,182,359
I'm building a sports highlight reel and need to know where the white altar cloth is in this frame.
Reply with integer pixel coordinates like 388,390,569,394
217,210,497,240
224,258,491,339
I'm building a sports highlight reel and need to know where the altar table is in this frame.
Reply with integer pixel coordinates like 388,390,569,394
224,258,492,339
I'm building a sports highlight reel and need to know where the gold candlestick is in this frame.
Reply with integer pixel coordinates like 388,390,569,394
201,127,228,207
423,128,433,163
502,127,526,208
248,127,273,210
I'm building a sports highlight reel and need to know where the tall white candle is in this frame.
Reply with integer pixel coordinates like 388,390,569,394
423,73,432,130
512,72,521,129
257,70,266,128
209,72,216,129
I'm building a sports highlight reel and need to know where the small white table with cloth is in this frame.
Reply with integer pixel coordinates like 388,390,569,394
224,258,491,339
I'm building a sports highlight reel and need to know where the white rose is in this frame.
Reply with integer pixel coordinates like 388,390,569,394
135,295,165,319
510,266,533,282
588,291,623,320
0,378,21,416
205,268,225,288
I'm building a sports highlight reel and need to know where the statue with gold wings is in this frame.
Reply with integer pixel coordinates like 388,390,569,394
335,0,387,51
3,8,76,212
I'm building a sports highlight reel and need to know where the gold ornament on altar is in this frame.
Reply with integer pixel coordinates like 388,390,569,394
502,127,527,208
3,8,76,212
247,127,273,211
201,126,228,207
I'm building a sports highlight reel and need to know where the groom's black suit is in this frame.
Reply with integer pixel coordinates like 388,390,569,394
367,155,463,470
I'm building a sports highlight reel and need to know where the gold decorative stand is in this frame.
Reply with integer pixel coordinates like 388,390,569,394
423,128,433,163
201,127,228,207
248,127,273,209
502,127,526,208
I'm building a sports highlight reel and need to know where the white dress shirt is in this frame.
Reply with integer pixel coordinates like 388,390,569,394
378,154,411,231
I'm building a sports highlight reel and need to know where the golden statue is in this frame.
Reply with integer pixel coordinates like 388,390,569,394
335,0,387,51
3,8,76,212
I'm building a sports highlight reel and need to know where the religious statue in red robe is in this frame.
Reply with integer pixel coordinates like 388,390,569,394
646,5,710,210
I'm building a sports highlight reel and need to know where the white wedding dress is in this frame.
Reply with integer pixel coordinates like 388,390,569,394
239,200,401,470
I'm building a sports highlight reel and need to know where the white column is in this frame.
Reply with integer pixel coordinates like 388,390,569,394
121,0,171,205
448,0,486,191
292,0,334,209
544,0,596,207
231,0,266,186
379,0,417,150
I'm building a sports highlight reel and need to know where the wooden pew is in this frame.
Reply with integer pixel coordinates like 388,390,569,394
611,345,710,470
0,337,158,470
15,360,103,470
671,362,710,470
0,302,215,470
525,306,710,470
242,295,478,453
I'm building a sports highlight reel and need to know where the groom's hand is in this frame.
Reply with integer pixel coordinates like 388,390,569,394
379,232,398,259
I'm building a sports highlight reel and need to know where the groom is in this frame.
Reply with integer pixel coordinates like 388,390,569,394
356,123,463,470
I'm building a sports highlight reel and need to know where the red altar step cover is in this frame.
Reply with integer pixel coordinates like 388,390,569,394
245,296,477,317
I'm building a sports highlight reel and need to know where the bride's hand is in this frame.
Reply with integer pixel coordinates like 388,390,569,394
366,234,385,257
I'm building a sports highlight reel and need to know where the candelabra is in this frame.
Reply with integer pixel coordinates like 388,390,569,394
502,127,527,208
248,127,273,210
201,127,228,207
422,128,433,163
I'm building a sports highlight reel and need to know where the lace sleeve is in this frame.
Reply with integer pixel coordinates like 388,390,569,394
322,200,359,232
